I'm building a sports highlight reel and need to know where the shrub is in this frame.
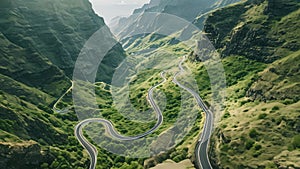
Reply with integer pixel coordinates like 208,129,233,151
282,99,294,105
223,111,231,119
272,106,280,111
245,139,254,150
253,151,262,157
292,135,300,149
221,144,230,151
114,156,125,163
254,144,262,150
258,113,267,119
249,129,259,138
240,100,249,106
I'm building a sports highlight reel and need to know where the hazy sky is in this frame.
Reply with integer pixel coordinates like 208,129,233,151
89,0,150,23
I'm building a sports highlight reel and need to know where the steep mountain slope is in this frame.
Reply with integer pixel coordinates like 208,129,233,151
202,0,300,102
110,0,241,42
1,0,299,168
104,0,300,168
133,0,214,21
134,0,241,21
0,0,125,84
193,0,300,168
121,0,299,168
0,0,126,168
204,0,300,62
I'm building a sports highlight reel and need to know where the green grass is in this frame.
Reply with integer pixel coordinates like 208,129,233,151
191,1,300,168
51,31,205,167
1,0,299,168
0,89,88,168
211,99,300,168
249,50,300,103
0,0,122,168
203,0,300,63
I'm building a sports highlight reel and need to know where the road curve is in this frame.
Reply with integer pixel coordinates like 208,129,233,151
74,72,166,169
52,81,73,113
172,57,213,169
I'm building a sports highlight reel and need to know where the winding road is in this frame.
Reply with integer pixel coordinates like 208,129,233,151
74,72,166,169
172,57,213,169
74,57,213,169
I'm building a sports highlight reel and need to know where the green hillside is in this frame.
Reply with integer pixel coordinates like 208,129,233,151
204,0,300,62
0,0,125,168
197,0,300,168
111,0,241,45
121,0,300,168
0,0,125,84
101,0,300,168
0,0,299,168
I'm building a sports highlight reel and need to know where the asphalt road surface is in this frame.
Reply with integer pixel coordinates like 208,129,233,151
173,57,213,169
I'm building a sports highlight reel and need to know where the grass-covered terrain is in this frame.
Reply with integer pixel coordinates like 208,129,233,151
0,0,125,84
151,2,300,169
61,0,300,168
54,37,206,168
197,0,300,168
77,0,299,168
187,52,299,168
1,0,299,169
51,27,210,168
111,0,298,168
0,0,125,168
204,0,300,62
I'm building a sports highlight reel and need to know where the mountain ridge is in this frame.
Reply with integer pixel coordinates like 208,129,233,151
110,0,242,43
0,0,126,168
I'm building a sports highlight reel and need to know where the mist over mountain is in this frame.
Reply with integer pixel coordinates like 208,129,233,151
110,0,241,45
133,0,241,21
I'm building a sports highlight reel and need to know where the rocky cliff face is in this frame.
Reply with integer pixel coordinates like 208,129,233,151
203,0,300,62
